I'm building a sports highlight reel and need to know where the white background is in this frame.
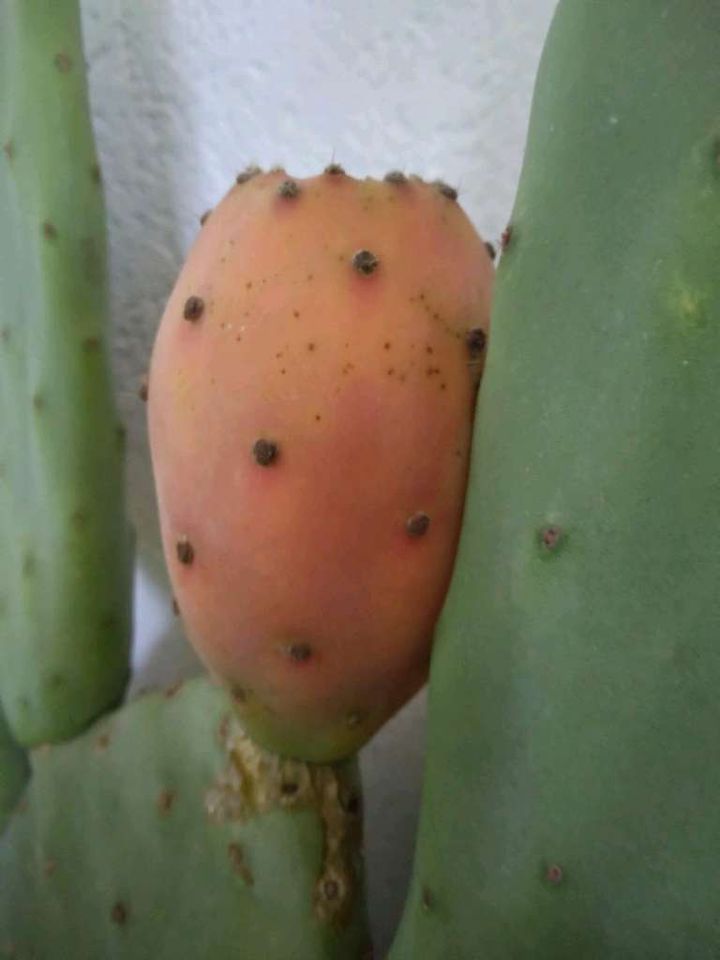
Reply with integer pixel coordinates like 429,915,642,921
80,0,556,950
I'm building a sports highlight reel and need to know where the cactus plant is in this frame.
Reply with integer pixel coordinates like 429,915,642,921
0,704,28,834
0,0,133,746
147,168,494,762
390,1,720,957
0,676,371,959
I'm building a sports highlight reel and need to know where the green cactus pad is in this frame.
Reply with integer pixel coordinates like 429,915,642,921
0,0,133,745
0,702,28,836
0,676,371,958
391,2,720,957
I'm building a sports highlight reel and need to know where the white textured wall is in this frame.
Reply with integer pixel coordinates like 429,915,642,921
80,0,556,950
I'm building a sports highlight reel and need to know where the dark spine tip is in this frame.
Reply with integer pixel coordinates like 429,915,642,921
406,512,430,538
466,327,487,357
500,224,513,251
324,163,346,176
110,902,128,925
183,295,205,322
252,437,279,466
384,170,408,184
351,249,380,275
433,179,458,201
54,52,73,72
199,209,212,226
157,789,175,814
171,596,180,615
176,536,194,565
91,162,102,184
138,377,149,402
485,240,497,260
540,525,562,551
277,179,300,199
236,164,261,184
285,642,312,663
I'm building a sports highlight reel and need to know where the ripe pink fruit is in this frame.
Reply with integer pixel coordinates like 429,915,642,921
148,167,494,761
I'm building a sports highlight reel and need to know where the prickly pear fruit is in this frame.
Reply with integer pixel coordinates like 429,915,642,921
148,169,493,761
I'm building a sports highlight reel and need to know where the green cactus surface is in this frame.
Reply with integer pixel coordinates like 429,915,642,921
0,702,28,836
0,676,371,959
390,2,720,957
0,0,133,746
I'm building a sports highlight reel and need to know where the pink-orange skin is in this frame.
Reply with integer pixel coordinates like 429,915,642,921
148,169,494,761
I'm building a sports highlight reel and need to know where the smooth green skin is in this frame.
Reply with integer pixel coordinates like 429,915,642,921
391,2,720,957
0,0,133,745
0,676,371,959
0,701,28,835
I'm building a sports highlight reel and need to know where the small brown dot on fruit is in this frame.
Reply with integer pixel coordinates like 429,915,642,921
485,240,497,260
352,249,379,275
252,438,279,466
278,179,300,199
406,512,430,538
176,536,194,565
433,180,458,201
466,327,487,357
285,642,312,663
236,164,261,184
199,209,211,225
183,295,204,322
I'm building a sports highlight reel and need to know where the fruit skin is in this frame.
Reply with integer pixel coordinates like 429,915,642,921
390,2,720,958
0,0,133,746
0,676,370,959
148,170,493,762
